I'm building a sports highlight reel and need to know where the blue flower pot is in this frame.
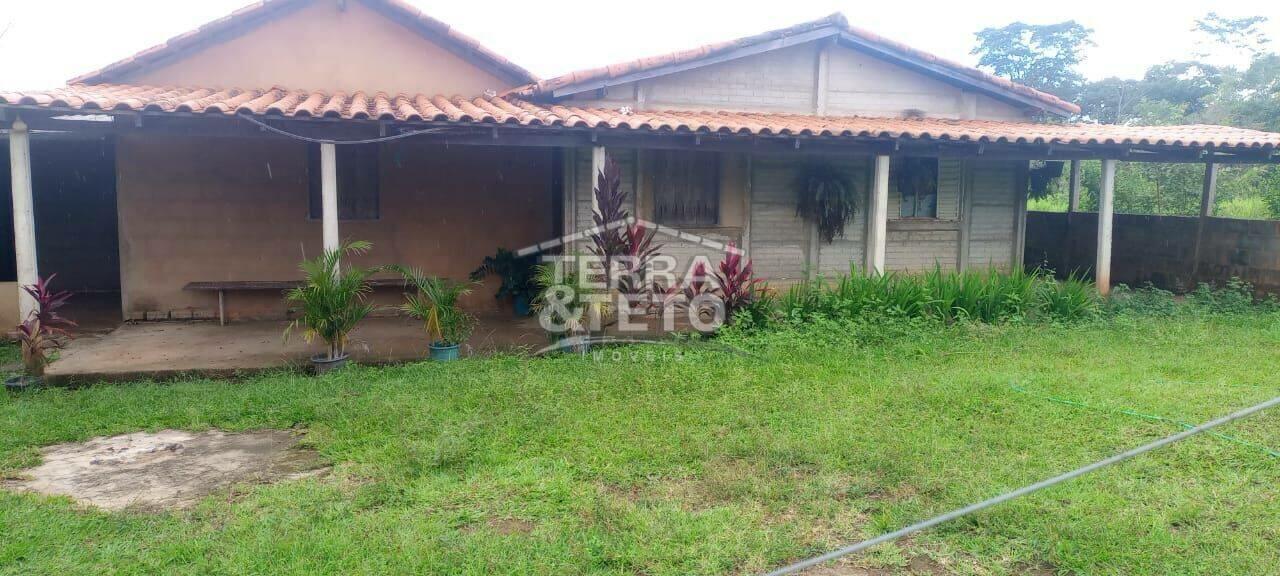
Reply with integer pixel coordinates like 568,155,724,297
513,294,532,317
429,342,461,361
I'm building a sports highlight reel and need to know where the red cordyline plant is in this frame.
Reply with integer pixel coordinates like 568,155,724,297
589,155,662,310
714,243,764,320
664,244,765,331
17,274,76,377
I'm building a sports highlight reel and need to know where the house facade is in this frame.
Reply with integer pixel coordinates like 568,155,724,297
2,0,1278,326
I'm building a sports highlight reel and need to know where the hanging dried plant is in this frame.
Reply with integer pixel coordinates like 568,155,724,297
794,163,859,244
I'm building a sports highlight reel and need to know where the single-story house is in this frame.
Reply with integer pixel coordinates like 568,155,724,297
3,0,1279,328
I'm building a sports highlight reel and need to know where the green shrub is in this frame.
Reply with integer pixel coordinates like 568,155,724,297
1187,278,1263,315
1038,272,1102,321
776,266,1098,325
1106,283,1180,317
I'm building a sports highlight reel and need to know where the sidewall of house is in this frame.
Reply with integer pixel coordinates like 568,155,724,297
116,134,554,320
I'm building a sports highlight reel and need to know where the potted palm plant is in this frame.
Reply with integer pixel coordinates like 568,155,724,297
7,274,76,390
394,267,477,361
284,240,380,374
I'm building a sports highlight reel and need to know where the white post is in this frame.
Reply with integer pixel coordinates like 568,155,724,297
866,155,890,276
9,117,38,319
320,142,339,255
1096,159,1116,295
590,145,606,219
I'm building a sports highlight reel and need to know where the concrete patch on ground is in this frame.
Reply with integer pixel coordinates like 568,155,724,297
3,429,326,511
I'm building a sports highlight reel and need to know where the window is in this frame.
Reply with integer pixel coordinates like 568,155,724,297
650,150,720,227
308,143,380,220
896,157,938,219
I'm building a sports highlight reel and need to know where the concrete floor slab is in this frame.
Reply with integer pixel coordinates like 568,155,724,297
2,429,324,511
45,314,548,384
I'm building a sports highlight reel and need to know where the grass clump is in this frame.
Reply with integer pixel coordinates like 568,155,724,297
774,266,1100,326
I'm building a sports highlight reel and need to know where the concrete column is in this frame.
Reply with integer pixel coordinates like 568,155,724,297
866,155,890,276
1191,162,1218,280
320,142,339,254
1066,159,1082,213
1096,159,1116,295
9,117,38,319
590,145,606,220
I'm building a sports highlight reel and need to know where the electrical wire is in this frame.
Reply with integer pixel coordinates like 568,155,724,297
237,114,453,145
761,394,1280,576
1011,384,1280,458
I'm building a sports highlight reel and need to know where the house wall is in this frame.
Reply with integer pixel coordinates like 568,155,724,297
124,0,513,96
571,149,1023,284
115,134,554,320
569,42,1033,121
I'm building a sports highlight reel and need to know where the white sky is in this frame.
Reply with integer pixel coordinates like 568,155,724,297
2,0,1278,91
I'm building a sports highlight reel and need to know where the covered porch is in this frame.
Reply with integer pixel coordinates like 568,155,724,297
3,86,1279,381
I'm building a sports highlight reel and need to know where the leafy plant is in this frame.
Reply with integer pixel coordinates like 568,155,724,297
394,267,477,347
794,163,859,244
713,244,764,321
16,274,76,377
1039,271,1101,321
285,240,381,361
470,248,539,304
588,154,662,308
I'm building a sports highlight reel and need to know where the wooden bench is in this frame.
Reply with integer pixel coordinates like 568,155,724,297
184,279,407,325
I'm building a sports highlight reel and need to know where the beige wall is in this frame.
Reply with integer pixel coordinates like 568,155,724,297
0,282,19,334
571,41,1035,121
116,134,554,320
125,0,512,96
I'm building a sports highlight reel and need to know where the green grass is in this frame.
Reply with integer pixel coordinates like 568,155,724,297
2,315,1280,575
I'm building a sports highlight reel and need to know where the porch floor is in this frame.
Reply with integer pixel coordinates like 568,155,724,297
45,314,548,385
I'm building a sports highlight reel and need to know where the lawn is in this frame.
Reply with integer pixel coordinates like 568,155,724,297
1,313,1279,575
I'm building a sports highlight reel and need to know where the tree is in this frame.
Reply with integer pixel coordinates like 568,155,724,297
1193,12,1270,58
972,21,1095,102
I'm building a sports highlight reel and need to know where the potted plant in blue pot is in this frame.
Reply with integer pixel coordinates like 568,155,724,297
394,267,477,361
470,248,539,317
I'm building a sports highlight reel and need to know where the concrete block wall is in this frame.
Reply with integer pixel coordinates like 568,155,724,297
1026,211,1280,294
966,161,1020,269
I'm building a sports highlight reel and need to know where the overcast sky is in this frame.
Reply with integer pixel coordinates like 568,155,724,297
2,0,1278,91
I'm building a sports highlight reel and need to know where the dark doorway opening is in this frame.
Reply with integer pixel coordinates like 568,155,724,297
1,136,122,333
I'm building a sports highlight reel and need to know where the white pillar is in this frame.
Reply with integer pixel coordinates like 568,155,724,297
1096,159,1116,295
320,142,339,254
9,117,38,319
866,155,890,276
590,145,606,219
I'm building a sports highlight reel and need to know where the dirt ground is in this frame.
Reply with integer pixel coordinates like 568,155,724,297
3,429,326,511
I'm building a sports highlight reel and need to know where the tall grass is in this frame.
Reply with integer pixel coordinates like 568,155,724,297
779,265,1100,324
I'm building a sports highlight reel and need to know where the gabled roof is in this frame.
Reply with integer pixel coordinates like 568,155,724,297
70,0,537,86
4,83,1276,151
514,13,1081,117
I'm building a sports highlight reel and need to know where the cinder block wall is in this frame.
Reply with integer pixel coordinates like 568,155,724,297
1026,211,1280,294
115,134,555,321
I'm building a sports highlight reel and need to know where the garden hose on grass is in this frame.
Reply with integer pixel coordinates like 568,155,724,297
1010,384,1280,458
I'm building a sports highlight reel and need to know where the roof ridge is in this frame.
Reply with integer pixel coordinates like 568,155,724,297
69,0,537,86
512,12,1080,116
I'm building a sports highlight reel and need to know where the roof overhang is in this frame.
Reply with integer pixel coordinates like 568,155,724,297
2,98,1276,165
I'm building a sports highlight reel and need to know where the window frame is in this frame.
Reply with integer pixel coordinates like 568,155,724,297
307,143,381,221
648,150,721,228
894,156,940,220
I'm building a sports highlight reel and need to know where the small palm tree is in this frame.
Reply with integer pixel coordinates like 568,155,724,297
392,266,477,347
285,240,380,361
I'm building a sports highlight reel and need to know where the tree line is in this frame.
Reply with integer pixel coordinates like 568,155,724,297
973,13,1280,218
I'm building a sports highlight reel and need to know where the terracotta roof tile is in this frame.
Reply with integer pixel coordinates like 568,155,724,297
515,13,1081,116
3,83,1278,150
70,0,536,86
